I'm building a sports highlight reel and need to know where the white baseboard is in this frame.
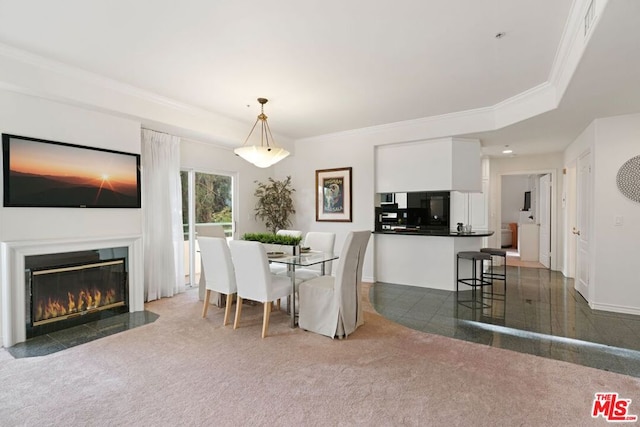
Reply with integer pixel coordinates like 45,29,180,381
590,301,640,316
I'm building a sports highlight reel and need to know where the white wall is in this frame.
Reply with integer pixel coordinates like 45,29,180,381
279,135,375,282
563,113,640,314
590,113,640,313
501,175,530,224
0,90,142,242
562,122,595,278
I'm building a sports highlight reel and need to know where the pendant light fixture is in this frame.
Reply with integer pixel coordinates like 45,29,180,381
234,98,290,168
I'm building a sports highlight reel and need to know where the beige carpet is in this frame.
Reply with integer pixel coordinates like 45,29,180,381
1,285,638,426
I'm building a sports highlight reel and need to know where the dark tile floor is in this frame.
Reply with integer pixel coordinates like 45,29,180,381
6,310,159,358
369,266,640,377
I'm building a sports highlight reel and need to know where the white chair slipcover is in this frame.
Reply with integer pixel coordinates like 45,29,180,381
275,229,303,238
298,230,371,338
354,231,370,328
229,240,292,338
196,224,226,239
198,236,237,326
196,224,227,302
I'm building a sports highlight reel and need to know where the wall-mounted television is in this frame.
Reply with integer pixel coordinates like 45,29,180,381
2,134,141,208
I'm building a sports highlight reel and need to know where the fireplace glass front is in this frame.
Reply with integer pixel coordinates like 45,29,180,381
27,253,128,337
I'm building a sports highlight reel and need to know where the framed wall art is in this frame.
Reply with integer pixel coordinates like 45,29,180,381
315,167,352,222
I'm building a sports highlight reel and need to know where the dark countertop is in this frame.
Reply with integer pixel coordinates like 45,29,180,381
374,229,494,237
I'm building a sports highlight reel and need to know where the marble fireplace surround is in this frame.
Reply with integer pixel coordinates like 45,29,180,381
1,235,144,347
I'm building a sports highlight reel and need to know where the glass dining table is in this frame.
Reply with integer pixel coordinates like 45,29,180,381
268,251,339,327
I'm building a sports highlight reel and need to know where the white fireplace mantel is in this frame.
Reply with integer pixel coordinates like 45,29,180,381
1,235,144,347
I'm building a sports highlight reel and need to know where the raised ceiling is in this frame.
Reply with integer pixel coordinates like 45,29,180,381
0,0,638,156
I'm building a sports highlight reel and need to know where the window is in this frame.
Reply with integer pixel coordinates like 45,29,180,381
181,170,235,287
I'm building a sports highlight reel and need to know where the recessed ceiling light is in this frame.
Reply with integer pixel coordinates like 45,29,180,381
495,32,506,39
502,149,513,154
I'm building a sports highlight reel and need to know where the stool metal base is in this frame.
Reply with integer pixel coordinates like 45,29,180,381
456,251,493,308
480,248,507,283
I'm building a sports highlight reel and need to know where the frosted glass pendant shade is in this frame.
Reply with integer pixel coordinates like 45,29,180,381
233,145,290,168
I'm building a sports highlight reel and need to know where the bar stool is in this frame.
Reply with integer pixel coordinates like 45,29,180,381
456,251,493,306
480,248,507,282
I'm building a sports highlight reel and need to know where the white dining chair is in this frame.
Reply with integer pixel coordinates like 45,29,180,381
196,224,226,239
354,232,370,328
275,229,302,238
198,236,237,326
298,230,371,339
229,240,292,338
196,224,227,301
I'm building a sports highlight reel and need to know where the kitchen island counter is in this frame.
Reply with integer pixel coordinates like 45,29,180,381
374,231,492,291
374,230,494,237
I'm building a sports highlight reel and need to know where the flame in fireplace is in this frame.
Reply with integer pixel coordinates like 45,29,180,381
34,287,120,323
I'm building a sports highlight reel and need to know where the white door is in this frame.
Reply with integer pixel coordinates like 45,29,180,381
575,152,591,300
538,174,551,268
564,164,577,278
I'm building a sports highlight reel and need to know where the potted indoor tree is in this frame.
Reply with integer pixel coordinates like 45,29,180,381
253,176,296,234
249,176,300,254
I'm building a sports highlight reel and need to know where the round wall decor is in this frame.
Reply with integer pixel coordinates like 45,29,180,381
616,155,640,203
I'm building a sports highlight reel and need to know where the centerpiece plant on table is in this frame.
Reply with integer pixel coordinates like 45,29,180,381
242,232,303,255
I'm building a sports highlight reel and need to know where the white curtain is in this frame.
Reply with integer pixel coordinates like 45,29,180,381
141,129,185,301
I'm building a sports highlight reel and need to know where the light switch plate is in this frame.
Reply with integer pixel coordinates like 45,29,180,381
614,215,623,226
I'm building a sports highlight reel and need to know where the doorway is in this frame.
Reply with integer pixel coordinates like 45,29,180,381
497,170,556,270
180,170,235,287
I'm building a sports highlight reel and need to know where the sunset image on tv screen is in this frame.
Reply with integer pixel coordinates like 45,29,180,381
4,136,140,208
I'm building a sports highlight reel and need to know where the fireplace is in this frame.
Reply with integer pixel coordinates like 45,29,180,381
26,252,129,338
1,235,144,347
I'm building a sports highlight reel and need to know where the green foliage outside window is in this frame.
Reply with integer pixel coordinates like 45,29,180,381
181,171,233,238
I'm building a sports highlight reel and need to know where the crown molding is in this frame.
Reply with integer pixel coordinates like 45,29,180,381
297,105,496,145
548,0,609,101
298,83,557,146
0,42,266,147
0,42,214,118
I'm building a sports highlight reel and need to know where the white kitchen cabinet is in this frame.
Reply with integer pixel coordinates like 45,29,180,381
376,137,481,192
